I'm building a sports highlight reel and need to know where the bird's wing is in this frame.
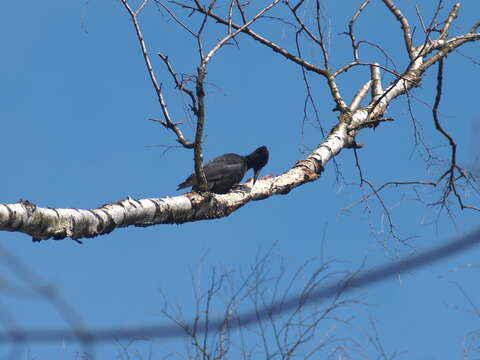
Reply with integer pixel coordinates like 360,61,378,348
176,154,247,191
203,154,247,183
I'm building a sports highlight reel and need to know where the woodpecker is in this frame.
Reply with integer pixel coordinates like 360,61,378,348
177,146,269,194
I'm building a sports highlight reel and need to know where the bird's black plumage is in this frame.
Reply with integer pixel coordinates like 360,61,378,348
177,146,269,194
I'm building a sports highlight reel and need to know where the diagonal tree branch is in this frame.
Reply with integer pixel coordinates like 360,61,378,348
202,0,281,65
382,0,414,59
176,3,328,76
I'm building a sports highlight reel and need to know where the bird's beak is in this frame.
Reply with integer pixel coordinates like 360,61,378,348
252,169,260,186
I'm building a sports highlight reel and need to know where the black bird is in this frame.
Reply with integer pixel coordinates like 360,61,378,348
177,146,269,194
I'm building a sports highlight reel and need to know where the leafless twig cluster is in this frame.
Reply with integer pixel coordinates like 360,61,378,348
159,250,363,359
0,227,478,359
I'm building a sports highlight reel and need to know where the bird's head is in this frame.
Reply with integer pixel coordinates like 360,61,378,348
247,146,269,185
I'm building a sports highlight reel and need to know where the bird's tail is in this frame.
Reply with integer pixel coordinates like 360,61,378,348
176,181,190,191
177,174,196,191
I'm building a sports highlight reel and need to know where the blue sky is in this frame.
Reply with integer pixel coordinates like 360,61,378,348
1,0,479,358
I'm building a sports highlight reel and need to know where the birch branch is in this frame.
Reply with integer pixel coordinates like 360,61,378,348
0,120,354,241
2,1,479,241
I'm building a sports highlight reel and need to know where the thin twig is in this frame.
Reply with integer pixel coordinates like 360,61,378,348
178,4,328,76
432,59,478,211
158,53,198,115
155,0,196,36
342,0,371,62
203,0,281,65
120,0,193,148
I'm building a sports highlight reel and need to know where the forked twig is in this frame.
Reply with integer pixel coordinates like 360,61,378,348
120,0,193,148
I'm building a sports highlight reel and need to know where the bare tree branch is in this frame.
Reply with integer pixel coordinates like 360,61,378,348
0,0,477,240
432,59,480,211
439,3,461,40
382,0,414,58
192,65,209,191
203,0,281,65
343,0,371,63
176,3,328,76
121,0,194,148
349,80,371,112
2,227,479,344
157,53,198,115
